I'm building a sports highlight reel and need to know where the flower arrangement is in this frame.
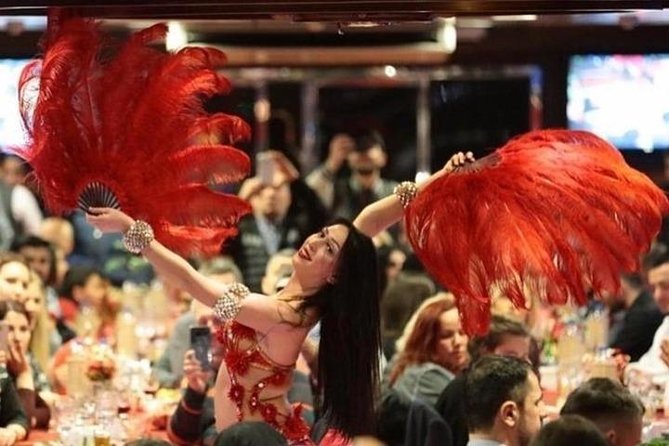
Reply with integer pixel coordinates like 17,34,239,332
642,440,669,446
85,345,117,382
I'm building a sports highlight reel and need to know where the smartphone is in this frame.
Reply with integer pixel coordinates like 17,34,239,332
0,322,8,353
256,152,276,186
190,326,212,371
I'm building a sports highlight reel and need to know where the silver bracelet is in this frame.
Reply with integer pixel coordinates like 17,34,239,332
393,181,418,209
122,220,154,254
213,282,250,321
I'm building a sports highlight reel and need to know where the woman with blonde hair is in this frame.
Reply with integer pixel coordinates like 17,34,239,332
389,294,469,406
22,275,53,372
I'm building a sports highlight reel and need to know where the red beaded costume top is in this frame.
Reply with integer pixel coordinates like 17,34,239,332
216,321,313,445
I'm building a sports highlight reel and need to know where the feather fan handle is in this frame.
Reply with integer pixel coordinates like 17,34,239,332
406,129,669,335
77,182,121,212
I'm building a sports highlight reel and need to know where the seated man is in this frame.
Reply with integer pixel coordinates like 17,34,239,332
631,249,669,376
560,377,643,446
214,422,287,446
436,315,532,446
530,415,607,446
465,355,544,446
601,272,663,361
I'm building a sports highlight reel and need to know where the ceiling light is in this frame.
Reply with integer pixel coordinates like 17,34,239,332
491,15,538,22
435,18,457,53
384,65,397,77
166,21,188,51
415,170,431,184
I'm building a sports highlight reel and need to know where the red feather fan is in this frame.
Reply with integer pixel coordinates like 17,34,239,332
406,129,669,335
17,13,251,256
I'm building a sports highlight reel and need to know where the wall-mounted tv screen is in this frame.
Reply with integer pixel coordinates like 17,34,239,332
568,54,669,152
0,59,30,151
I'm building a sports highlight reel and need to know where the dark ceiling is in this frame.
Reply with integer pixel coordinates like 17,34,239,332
0,0,667,21
1,1,668,65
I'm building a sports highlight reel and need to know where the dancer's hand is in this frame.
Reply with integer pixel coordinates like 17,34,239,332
443,151,475,175
86,207,135,233
421,151,475,189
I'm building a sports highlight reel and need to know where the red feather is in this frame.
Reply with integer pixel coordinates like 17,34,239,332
18,13,251,256
406,129,669,335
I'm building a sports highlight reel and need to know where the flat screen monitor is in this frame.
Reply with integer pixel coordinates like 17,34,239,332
0,58,31,151
567,54,669,152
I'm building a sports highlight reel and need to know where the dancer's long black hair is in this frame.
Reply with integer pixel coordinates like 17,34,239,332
299,218,381,437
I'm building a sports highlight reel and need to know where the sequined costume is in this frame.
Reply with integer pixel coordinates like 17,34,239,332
216,321,313,445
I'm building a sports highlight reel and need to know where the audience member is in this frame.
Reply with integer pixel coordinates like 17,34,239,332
39,217,75,260
123,440,172,446
10,237,56,292
68,211,154,286
213,421,287,446
0,301,51,429
387,295,468,406
39,217,74,290
307,131,397,221
22,275,57,373
260,249,295,296
56,265,109,343
0,155,28,188
230,152,326,292
436,316,532,446
465,355,544,446
153,258,241,388
10,236,62,324
0,155,43,251
560,377,643,446
0,366,28,444
0,254,30,303
530,415,607,446
167,329,224,445
381,268,435,360
600,272,664,361
632,249,669,374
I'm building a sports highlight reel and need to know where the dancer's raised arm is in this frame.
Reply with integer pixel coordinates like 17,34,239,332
86,209,300,334
353,151,473,238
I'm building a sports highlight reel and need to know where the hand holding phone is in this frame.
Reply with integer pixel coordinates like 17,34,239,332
256,152,276,186
190,326,212,371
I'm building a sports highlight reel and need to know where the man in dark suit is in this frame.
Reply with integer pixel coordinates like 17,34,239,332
602,273,664,361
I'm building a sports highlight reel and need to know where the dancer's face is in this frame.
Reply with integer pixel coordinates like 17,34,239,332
292,224,349,291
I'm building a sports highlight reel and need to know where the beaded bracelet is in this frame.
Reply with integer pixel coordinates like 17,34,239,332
393,181,418,209
213,282,250,321
122,220,154,254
